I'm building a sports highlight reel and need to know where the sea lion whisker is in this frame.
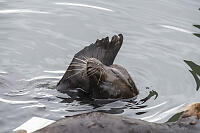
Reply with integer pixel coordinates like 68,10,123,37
67,68,84,72
97,71,102,85
86,68,97,76
81,55,89,61
86,71,97,78
87,67,96,72
87,69,98,78
82,68,96,78
87,71,97,78
69,64,85,67
74,57,87,64
66,69,84,79
70,62,85,66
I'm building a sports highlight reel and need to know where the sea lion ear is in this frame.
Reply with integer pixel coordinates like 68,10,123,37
74,34,123,66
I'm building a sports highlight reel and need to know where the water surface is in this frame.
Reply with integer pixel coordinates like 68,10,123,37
0,0,200,132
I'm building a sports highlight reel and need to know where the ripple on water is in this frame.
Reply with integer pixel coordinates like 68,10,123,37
54,2,114,12
0,9,50,14
0,71,7,74
44,70,65,74
21,103,46,109
0,97,38,104
4,90,30,96
160,25,193,34
141,103,186,122
24,75,62,82
136,101,168,111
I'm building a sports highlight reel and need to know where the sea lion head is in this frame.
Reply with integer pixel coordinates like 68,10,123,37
85,58,139,99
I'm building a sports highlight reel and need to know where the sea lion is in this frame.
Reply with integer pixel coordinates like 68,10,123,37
56,34,138,99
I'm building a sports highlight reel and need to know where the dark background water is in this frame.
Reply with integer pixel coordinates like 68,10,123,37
0,0,200,132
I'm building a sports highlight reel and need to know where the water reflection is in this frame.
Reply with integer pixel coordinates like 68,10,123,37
167,60,200,122
184,60,200,91
54,2,113,12
138,90,158,104
57,89,159,115
160,25,193,34
193,9,200,38
167,111,183,122
0,9,50,14
193,25,200,38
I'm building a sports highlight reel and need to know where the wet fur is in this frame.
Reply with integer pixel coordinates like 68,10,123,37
56,34,138,99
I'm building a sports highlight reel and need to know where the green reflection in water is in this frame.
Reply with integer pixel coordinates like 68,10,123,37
193,25,200,29
193,9,200,38
139,90,158,104
167,111,184,122
184,60,200,91
193,24,200,37
194,33,200,38
193,24,200,38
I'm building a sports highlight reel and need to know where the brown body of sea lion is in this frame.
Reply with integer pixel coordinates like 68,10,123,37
56,34,138,99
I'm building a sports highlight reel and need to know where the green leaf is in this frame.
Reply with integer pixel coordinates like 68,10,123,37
184,60,200,91
193,25,200,29
150,90,158,100
193,33,200,38
184,60,200,76
167,111,184,122
189,70,200,91
140,90,159,103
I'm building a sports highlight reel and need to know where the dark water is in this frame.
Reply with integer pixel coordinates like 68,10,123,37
0,0,200,132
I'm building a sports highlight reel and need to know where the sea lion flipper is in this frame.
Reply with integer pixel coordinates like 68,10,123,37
74,34,123,66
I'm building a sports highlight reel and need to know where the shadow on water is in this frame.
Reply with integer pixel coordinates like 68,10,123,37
57,88,159,115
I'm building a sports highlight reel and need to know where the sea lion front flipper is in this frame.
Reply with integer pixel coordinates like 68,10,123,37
75,34,123,66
